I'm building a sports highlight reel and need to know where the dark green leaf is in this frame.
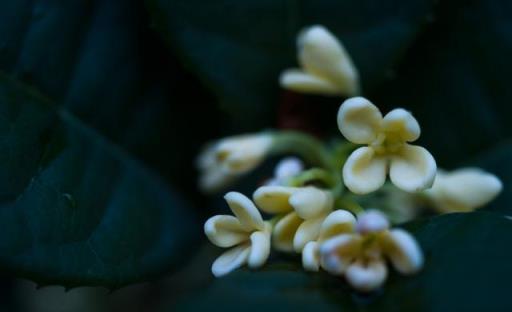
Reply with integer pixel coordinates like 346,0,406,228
0,73,198,288
373,0,512,166
148,0,436,130
174,212,512,311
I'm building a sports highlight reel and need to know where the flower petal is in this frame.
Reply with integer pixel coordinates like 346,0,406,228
289,187,333,219
337,97,382,144
199,166,236,193
390,144,437,192
253,186,296,214
343,146,387,194
211,244,251,277
381,229,423,275
356,210,390,234
298,25,359,96
382,108,420,142
320,234,361,275
204,215,249,247
345,258,388,292
273,212,303,252
294,216,325,252
430,168,503,212
279,69,342,95
274,157,304,180
302,241,320,271
247,223,272,268
225,192,265,231
318,210,356,242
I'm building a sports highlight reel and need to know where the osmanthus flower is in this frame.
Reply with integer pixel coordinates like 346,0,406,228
204,192,271,277
279,25,360,97
253,186,333,253
302,210,356,271
197,133,273,193
320,210,423,292
265,157,304,186
337,97,437,194
424,168,502,213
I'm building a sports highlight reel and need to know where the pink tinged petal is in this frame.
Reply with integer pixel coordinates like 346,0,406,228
224,192,265,231
318,210,356,241
302,241,320,271
279,69,342,95
252,186,296,214
345,258,388,292
293,217,324,252
343,147,387,194
211,244,251,277
273,212,303,252
337,97,383,144
356,210,390,234
390,144,437,192
204,215,249,248
289,187,333,220
247,224,272,269
319,234,361,275
382,108,420,142
381,229,423,275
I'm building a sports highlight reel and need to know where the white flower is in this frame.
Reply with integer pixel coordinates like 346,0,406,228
302,210,356,271
425,168,503,213
319,210,423,292
253,186,333,252
337,97,436,194
204,192,271,277
279,25,360,96
197,134,273,192
265,157,305,186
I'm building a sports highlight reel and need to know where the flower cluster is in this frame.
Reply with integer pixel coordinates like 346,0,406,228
198,25,503,293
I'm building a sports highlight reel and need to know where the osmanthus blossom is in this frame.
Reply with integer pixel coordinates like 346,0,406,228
279,25,360,96
265,157,305,186
424,168,503,213
253,186,333,253
338,97,437,194
204,192,271,277
197,134,273,193
319,210,423,292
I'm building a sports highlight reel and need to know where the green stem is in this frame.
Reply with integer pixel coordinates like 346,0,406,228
336,197,365,215
287,168,336,187
271,131,334,171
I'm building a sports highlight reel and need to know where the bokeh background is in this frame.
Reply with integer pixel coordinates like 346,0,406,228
0,0,512,311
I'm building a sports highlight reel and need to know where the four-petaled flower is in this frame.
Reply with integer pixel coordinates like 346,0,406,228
279,25,360,96
425,167,502,213
253,186,333,252
204,192,271,277
338,97,437,194
320,210,423,292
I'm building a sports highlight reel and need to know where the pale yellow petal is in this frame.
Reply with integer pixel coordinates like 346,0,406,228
298,25,359,96
199,166,236,193
204,215,249,248
247,223,272,268
279,69,342,95
337,97,382,144
293,217,325,252
381,229,423,275
273,212,302,252
382,108,420,142
289,187,333,220
390,144,436,192
343,146,387,194
430,168,503,212
224,192,265,231
302,241,320,272
253,186,296,214
345,258,388,292
318,210,356,242
319,234,361,275
211,244,251,277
